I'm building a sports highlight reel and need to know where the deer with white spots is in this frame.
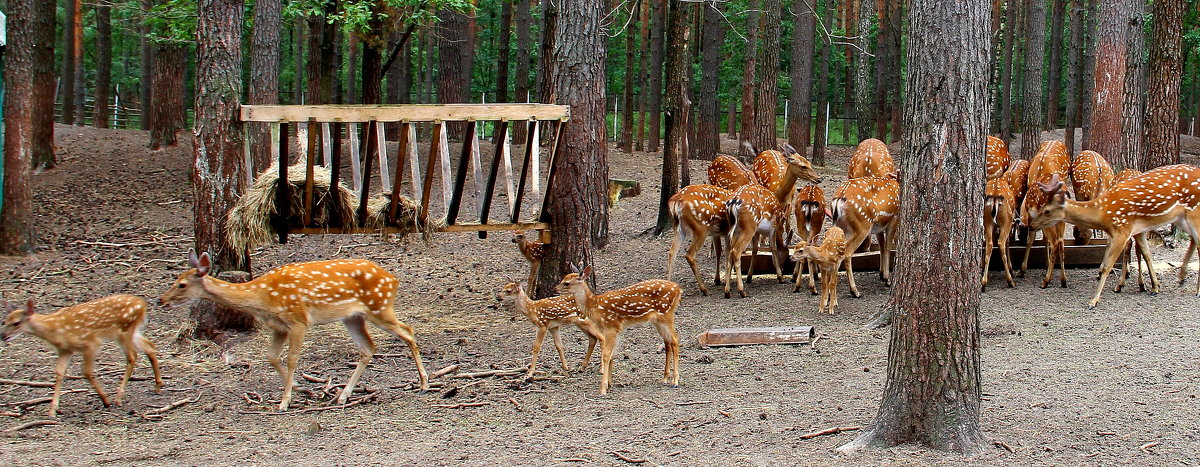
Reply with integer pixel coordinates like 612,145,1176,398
791,184,827,293
1,296,163,417
829,176,900,298
556,266,682,395
1029,165,1200,308
848,138,896,179
1069,150,1115,244
707,154,756,190
1108,168,1151,292
1019,141,1071,287
986,136,1011,180
160,250,428,410
667,184,735,295
497,282,598,378
791,226,848,313
983,178,1018,290
512,231,546,292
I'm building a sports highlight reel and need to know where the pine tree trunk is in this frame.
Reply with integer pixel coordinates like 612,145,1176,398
840,0,853,143
697,3,724,160
855,0,875,141
647,0,665,152
636,0,650,151
347,35,359,103
1,0,54,254
1064,0,1083,156
94,0,113,129
739,0,760,156
789,0,816,152
191,0,256,340
1080,0,1098,147
60,0,78,125
839,0,987,454
497,0,513,104
140,0,153,129
998,0,1018,139
149,45,187,149
989,0,1001,133
621,4,637,153
306,6,337,106
1020,0,1046,160
535,0,609,297
71,0,84,124
1143,0,1185,168
293,18,304,103
653,0,690,236
513,0,533,142
875,0,902,141
727,96,738,139
1045,0,1065,129
1086,0,1134,163
1118,0,1146,170
248,0,280,172
752,0,781,151
812,1,831,166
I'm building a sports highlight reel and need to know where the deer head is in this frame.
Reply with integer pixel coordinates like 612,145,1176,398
159,249,212,307
1028,174,1070,230
784,151,823,184
1,299,35,343
496,282,524,303
511,230,527,245
556,265,593,295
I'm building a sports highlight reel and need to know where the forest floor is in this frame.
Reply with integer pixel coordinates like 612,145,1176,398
0,124,1199,465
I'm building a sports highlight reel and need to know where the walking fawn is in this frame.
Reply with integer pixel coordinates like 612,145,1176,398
556,265,681,395
496,282,598,377
667,184,735,295
791,227,848,313
160,250,428,410
1,296,163,416
1019,141,1071,287
512,231,546,292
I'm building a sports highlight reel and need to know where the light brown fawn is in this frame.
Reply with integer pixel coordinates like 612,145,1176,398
791,185,827,293
1019,141,1071,287
667,184,735,295
1109,168,1150,292
707,154,755,191
160,250,429,410
1,296,163,416
1069,150,1115,244
496,282,598,377
829,176,900,297
556,265,681,395
986,136,1011,180
848,138,895,179
1030,165,1200,308
512,230,546,292
791,226,848,313
983,178,1018,290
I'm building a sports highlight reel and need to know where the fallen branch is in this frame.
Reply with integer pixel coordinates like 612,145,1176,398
675,400,713,406
430,364,461,379
799,426,861,440
1139,441,1161,453
301,374,328,383
0,411,22,417
2,420,58,433
508,397,522,411
608,450,647,464
552,458,591,463
0,378,55,388
238,394,376,415
993,440,1014,453
142,394,201,420
430,401,491,409
449,369,527,379
9,389,87,408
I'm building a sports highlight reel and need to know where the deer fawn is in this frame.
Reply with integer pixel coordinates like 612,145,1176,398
512,231,546,292
1069,150,1115,244
160,250,429,410
791,185,827,294
983,178,1018,290
1029,165,1200,308
667,184,734,295
791,227,848,313
1,296,163,417
986,136,1011,180
830,176,899,298
496,282,598,377
707,154,755,191
848,138,895,179
555,265,682,395
1109,168,1150,292
1019,141,1071,287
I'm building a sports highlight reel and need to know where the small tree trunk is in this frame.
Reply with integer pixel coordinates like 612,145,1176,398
653,0,690,236
812,2,831,166
1080,0,1098,147
248,0,280,172
140,0,154,129
1064,0,1083,156
1143,0,1185,168
1118,0,1146,170
306,6,337,106
696,2,724,160
71,0,84,124
148,45,187,149
855,0,875,140
513,0,533,141
497,0,513,104
94,0,113,129
621,4,637,153
60,0,79,125
347,35,359,104
739,0,760,156
647,0,665,152
293,18,304,103
998,0,1018,139
752,0,781,151
1020,0,1047,160
636,0,650,150
1045,0,1065,129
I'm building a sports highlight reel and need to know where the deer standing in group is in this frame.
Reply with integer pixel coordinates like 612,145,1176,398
667,184,735,295
496,282,598,378
1,296,164,417
982,178,1018,290
848,138,896,179
791,227,848,313
1029,165,1200,308
1020,141,1071,288
1108,168,1152,292
160,250,429,410
986,136,1011,180
512,231,546,293
556,265,681,395
707,154,755,191
829,176,900,297
791,185,826,294
1069,150,1115,244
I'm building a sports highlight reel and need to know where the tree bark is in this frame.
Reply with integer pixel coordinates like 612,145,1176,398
306,5,337,106
293,18,304,103
60,0,79,125
739,0,760,156
696,3,725,160
71,0,84,124
512,0,533,141
652,0,690,236
621,2,638,153
497,0,513,104
1080,0,1098,147
838,0,988,454
1019,0,1046,160
752,0,781,151
535,0,609,297
1,0,55,254
998,0,1018,139
1064,0,1083,156
1143,0,1185,168
94,0,113,129
149,45,187,149
248,0,280,172
855,0,875,140
347,35,359,104
140,0,154,129
647,0,665,152
191,0,256,339
1045,0,1065,129
438,8,475,138
789,0,816,153
1118,0,1146,170
1085,0,1134,164
812,0,831,166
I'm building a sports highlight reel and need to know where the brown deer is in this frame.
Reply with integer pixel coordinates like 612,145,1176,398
829,176,900,298
667,184,734,295
1109,168,1150,292
707,154,755,190
848,138,895,179
791,226,848,313
1,296,163,417
160,250,429,410
723,183,790,298
1019,141,1071,287
512,230,545,292
983,178,1018,290
986,136,1011,180
1030,165,1200,307
791,184,827,293
555,265,682,395
1069,150,1115,244
496,282,598,377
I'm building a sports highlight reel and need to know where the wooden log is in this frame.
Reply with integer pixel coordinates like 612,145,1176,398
276,122,290,243
241,103,570,123
321,123,332,169
406,123,421,201
530,123,541,196
330,122,343,228
695,326,816,348
349,122,362,192
446,121,477,225
502,122,519,217
478,121,509,239
437,122,453,218
376,121,391,192
357,120,377,225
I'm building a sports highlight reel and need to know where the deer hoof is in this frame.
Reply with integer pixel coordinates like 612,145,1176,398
699,288,709,297
850,291,862,298
723,291,732,299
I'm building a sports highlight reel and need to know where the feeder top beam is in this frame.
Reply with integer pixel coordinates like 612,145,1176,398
240,104,571,123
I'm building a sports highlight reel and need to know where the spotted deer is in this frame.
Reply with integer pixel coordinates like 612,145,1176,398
1019,141,1071,287
791,226,848,313
1,296,163,417
829,176,900,298
160,250,429,410
667,184,734,295
512,231,546,292
707,154,756,190
496,282,598,377
983,178,1018,290
1109,168,1149,292
791,185,827,293
1003,158,1032,243
1069,150,1115,244
1030,165,1200,307
848,138,896,179
555,266,681,395
986,136,1011,180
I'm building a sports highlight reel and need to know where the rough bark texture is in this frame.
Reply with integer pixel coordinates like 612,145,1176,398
789,0,816,153
191,0,257,338
636,0,650,150
60,0,79,125
94,0,113,129
875,0,902,142
149,45,187,149
621,3,637,153
839,0,988,454
1045,0,1065,129
140,0,154,129
855,0,875,140
998,0,1018,139
535,0,609,297
248,0,281,172
293,18,304,103
653,0,690,236
347,35,359,104
1,0,54,254
513,0,533,141
739,1,760,157
1080,0,1098,147
1064,0,1083,156
1143,0,1185,168
696,3,724,160
1019,0,1046,160
71,0,84,124
306,5,337,106
1118,0,1146,170
1085,0,1133,163
812,0,831,166
751,0,781,151
497,0,513,104
647,0,665,152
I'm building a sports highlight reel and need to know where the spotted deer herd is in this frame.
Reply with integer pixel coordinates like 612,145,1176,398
3,134,1199,417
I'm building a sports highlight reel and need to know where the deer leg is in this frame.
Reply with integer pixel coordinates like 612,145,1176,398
598,334,618,395
116,333,138,405
526,326,547,378
982,220,994,292
1089,233,1130,308
726,228,752,298
653,320,680,387
81,346,111,408
683,231,710,295
1176,220,1199,287
577,322,599,372
1135,232,1162,294
278,326,307,411
1020,227,1036,277
266,329,288,380
772,230,787,283
876,232,889,283
666,224,684,282
527,261,540,295
1056,227,1069,288
369,312,429,391
807,258,820,295
999,219,1015,288
712,233,724,286
549,326,570,374
746,234,760,284
792,256,807,293
135,332,163,393
339,315,376,404
49,352,71,417
844,231,868,298
827,263,840,314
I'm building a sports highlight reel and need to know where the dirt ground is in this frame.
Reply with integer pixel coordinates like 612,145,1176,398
1,125,1199,465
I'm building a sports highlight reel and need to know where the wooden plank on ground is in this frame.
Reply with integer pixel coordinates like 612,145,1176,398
241,104,571,123
696,327,815,348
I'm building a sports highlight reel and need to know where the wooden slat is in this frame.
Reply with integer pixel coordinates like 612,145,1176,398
437,122,453,213
406,123,422,201
530,122,541,196
268,123,279,178
538,120,567,222
329,122,343,228
304,119,317,226
512,120,538,223
501,123,518,217
349,122,362,192
478,121,509,239
356,121,376,225
275,122,290,244
321,123,332,169
470,126,485,220
388,122,411,223
241,104,570,123
445,121,477,225
420,122,443,223
290,221,549,235
376,122,391,192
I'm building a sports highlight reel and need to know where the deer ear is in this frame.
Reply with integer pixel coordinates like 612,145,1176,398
196,252,212,277
569,262,579,274
781,143,797,156
582,266,593,279
188,248,200,268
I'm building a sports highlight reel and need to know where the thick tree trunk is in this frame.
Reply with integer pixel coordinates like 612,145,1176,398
812,1,831,166
149,45,187,149
1,0,55,254
1081,0,1098,147
855,0,875,141
192,0,256,339
1020,0,1046,160
60,0,79,125
513,0,533,141
248,0,280,172
71,0,84,124
140,0,154,129
752,0,781,151
1085,0,1134,163
652,0,690,236
696,3,724,160
647,0,665,152
94,0,113,129
876,0,902,142
621,3,637,153
1118,0,1146,170
306,6,337,106
998,0,1018,139
1143,0,1185,168
1045,0,1065,129
535,0,609,297
1064,0,1083,156
497,0,513,104
789,1,816,153
838,0,988,454
739,1,760,156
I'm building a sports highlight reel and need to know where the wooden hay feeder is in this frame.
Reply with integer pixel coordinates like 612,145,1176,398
239,104,571,244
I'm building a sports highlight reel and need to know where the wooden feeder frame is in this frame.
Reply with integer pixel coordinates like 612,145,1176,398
239,104,570,244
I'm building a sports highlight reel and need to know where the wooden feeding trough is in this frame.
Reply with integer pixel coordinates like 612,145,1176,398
239,103,571,243
741,237,1113,274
